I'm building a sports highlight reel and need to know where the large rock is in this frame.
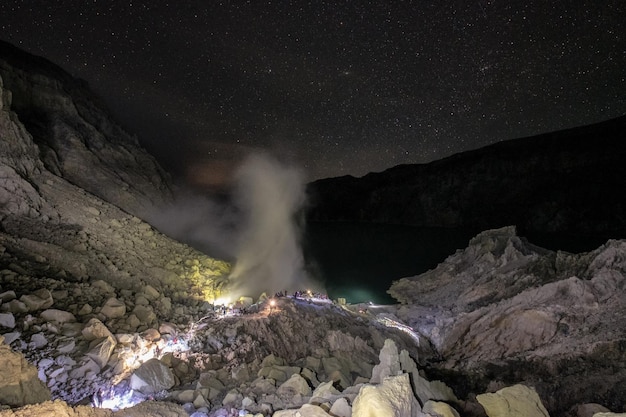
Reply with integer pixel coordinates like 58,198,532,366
352,374,422,417
130,358,175,394
0,40,173,218
477,384,550,417
390,228,626,415
0,335,51,407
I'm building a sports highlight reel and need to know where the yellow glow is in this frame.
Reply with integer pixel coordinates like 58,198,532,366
269,299,276,307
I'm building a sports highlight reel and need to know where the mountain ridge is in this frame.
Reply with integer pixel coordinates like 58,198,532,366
307,114,626,237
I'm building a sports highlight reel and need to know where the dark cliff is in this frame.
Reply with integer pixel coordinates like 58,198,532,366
307,115,626,236
0,40,172,218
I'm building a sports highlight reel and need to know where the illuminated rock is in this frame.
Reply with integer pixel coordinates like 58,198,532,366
352,373,422,417
329,397,351,417
477,384,549,417
0,335,51,407
82,318,114,341
423,400,461,417
370,338,401,383
130,358,175,394
86,335,116,368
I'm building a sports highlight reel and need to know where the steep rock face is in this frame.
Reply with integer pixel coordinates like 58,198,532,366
307,116,626,236
0,40,172,218
389,227,626,415
0,73,50,220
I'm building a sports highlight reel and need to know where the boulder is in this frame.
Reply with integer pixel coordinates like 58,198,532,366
130,358,175,394
82,318,114,341
352,374,422,417
477,384,549,417
0,335,51,406
86,335,117,368
370,338,402,383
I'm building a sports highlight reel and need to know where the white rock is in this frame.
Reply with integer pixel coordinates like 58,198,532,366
329,397,352,417
477,384,549,417
130,358,175,394
370,338,402,384
352,373,422,417
0,312,16,328
423,400,461,417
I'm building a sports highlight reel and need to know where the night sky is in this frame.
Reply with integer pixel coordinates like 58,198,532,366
1,1,625,190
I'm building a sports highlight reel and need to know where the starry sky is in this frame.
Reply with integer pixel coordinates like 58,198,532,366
1,1,625,190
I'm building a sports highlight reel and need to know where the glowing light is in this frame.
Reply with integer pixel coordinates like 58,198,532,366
214,297,231,306
95,387,144,410
269,299,276,307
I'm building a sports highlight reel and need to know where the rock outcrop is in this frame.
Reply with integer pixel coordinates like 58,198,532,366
0,40,172,218
389,226,626,415
307,115,626,237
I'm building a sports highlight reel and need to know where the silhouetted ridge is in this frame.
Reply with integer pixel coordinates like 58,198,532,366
307,115,626,237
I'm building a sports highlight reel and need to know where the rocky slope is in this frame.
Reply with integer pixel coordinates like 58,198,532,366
0,40,172,218
389,226,626,415
307,115,626,237
3,41,626,417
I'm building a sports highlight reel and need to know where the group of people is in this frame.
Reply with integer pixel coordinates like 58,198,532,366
273,289,329,300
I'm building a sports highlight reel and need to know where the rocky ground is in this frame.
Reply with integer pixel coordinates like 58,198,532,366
389,226,626,415
3,41,626,417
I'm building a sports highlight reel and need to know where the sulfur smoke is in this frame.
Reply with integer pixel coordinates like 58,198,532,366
228,153,311,298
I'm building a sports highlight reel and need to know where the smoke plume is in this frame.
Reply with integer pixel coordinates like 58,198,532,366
228,153,310,298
